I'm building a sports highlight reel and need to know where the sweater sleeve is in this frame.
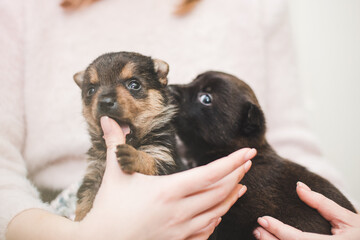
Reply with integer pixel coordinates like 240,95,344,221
0,1,50,239
259,1,345,188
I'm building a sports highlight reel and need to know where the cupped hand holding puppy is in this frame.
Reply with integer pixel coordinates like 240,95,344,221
253,182,360,240
79,116,255,240
6,117,255,240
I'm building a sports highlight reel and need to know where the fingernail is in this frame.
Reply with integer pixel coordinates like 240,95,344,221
244,160,252,173
297,181,311,191
245,148,257,160
238,185,247,198
253,229,260,239
257,217,269,228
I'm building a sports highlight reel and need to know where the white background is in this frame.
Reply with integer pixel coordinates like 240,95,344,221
289,0,360,203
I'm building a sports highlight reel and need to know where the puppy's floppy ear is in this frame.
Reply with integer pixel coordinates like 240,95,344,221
74,71,85,88
240,102,266,136
153,59,169,86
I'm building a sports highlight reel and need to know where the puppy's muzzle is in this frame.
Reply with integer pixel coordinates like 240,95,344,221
98,93,118,114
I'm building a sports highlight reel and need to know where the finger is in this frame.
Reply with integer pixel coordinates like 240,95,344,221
257,216,302,239
258,216,329,240
253,227,279,240
331,228,344,235
101,116,126,150
101,116,126,180
185,184,244,235
185,218,221,240
180,162,249,219
337,228,360,239
296,182,357,225
169,148,256,197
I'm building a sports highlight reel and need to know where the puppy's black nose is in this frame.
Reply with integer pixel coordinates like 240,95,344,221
99,95,117,111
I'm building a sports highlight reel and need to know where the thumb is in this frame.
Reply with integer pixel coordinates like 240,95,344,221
296,182,355,225
101,116,126,150
100,116,126,179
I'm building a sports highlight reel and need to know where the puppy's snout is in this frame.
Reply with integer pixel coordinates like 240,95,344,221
98,94,117,112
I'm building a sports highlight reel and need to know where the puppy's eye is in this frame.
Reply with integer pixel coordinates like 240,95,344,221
127,80,141,91
199,93,212,106
87,86,96,97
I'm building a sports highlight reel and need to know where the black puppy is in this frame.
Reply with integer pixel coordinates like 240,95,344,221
170,71,356,240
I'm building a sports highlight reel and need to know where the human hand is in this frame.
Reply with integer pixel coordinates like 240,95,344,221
78,116,256,240
253,182,360,240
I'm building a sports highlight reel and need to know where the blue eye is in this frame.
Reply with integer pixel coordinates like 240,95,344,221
127,80,141,90
199,93,212,105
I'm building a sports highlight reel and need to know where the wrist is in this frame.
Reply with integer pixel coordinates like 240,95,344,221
6,208,80,240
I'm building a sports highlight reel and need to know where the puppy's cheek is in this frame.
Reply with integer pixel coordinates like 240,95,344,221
116,87,140,120
83,93,102,133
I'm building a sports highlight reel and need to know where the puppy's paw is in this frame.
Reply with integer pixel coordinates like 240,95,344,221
116,144,139,174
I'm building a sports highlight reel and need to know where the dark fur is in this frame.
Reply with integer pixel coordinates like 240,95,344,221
169,71,356,240
74,52,183,221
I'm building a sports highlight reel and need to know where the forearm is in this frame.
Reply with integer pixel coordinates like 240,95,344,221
6,209,79,240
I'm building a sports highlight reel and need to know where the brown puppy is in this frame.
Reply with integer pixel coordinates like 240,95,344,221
74,52,182,221
169,71,356,240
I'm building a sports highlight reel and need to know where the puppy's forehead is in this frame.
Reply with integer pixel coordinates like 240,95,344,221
119,62,136,79
94,60,138,83
193,71,259,102
193,73,227,90
86,52,155,85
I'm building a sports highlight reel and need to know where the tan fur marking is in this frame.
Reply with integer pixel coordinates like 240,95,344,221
115,86,141,117
117,144,158,175
88,67,99,85
139,145,176,173
134,151,158,175
120,62,136,79
134,90,164,132
82,91,101,133
115,88,169,139
115,87,175,141
133,90,166,138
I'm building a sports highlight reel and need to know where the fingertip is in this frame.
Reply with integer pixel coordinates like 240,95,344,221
245,148,257,160
257,217,269,228
238,185,247,198
253,228,261,239
297,181,311,192
296,182,315,204
253,226,280,240
227,148,256,166
228,148,251,158
244,160,252,173
215,217,222,227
